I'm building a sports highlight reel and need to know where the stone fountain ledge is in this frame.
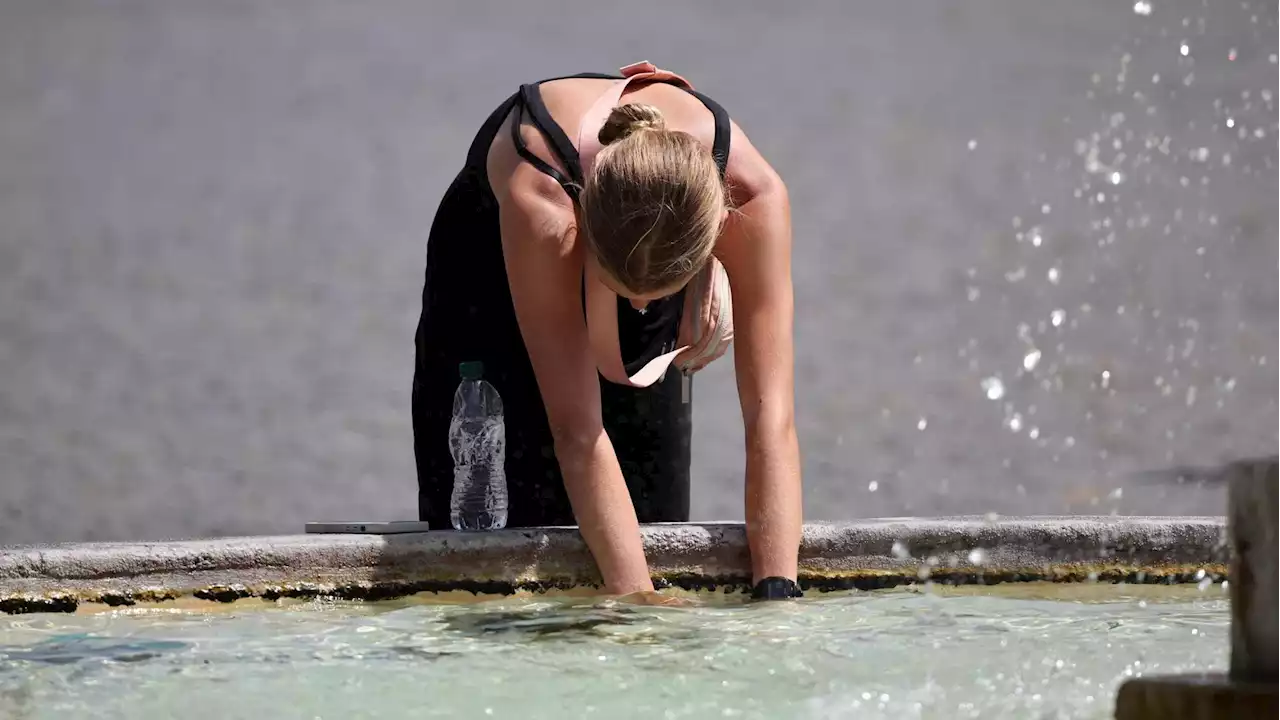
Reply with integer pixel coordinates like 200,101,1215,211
0,516,1227,614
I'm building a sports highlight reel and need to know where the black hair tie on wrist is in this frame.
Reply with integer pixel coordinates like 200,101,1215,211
751,576,804,600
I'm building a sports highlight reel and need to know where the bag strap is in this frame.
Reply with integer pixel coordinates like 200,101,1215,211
575,61,695,180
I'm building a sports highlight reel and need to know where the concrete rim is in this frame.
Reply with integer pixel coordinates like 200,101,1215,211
1,516,1228,614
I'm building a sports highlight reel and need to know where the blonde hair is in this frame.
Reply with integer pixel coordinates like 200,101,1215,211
579,103,726,296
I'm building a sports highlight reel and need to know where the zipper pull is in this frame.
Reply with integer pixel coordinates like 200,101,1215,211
681,371,691,404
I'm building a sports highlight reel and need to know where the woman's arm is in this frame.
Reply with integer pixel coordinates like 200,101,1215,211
716,123,803,584
488,132,654,596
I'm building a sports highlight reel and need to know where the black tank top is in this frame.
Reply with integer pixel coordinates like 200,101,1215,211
504,73,732,376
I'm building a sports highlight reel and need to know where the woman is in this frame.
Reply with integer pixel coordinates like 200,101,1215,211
413,62,802,600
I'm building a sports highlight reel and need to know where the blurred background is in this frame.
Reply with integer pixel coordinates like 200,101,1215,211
0,0,1275,544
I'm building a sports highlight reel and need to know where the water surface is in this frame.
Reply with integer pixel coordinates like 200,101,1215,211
0,585,1228,719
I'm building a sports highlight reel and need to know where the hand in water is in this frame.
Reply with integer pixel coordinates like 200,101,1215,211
614,590,696,607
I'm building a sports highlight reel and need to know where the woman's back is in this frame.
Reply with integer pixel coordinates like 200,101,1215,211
486,76,720,209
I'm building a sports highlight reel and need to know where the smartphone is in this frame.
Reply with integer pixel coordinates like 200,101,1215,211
304,521,431,535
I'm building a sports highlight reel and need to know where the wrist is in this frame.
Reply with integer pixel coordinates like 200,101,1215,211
750,576,803,600
606,576,655,596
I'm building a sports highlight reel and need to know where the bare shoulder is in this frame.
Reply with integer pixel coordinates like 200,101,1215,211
724,118,787,206
486,105,577,248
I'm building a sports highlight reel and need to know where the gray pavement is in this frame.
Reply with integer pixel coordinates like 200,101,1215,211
0,0,1276,543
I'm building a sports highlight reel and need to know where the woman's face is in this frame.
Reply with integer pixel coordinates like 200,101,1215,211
588,253,688,311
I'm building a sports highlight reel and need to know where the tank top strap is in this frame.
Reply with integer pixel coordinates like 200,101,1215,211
507,72,621,200
575,61,696,179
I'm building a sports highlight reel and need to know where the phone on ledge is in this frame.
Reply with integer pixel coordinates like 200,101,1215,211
304,521,431,535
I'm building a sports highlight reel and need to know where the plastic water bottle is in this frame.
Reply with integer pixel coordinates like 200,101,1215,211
448,361,507,531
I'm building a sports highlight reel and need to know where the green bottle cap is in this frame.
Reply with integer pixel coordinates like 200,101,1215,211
459,361,484,381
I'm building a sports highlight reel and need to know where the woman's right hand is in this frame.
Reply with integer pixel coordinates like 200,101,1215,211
614,589,697,608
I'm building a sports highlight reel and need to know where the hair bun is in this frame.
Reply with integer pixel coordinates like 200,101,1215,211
597,103,667,146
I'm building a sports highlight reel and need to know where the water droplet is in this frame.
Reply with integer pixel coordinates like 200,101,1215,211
968,548,987,565
1197,577,1213,591
1030,228,1044,247
981,377,1006,400
916,417,928,431
1064,436,1076,448
967,139,978,150
1041,203,1052,215
891,541,911,559
1005,267,1027,283
1028,427,1040,440
1050,309,1066,327
1179,42,1190,56
1109,487,1124,500
1191,147,1210,162
1133,0,1151,14
1228,48,1238,61
1100,370,1112,389
1226,117,1235,128
1047,267,1061,284
1224,377,1236,391
1023,349,1042,371
1270,54,1278,64
1109,171,1125,184
867,481,879,492
1007,413,1024,432
967,286,981,302
1194,568,1206,581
